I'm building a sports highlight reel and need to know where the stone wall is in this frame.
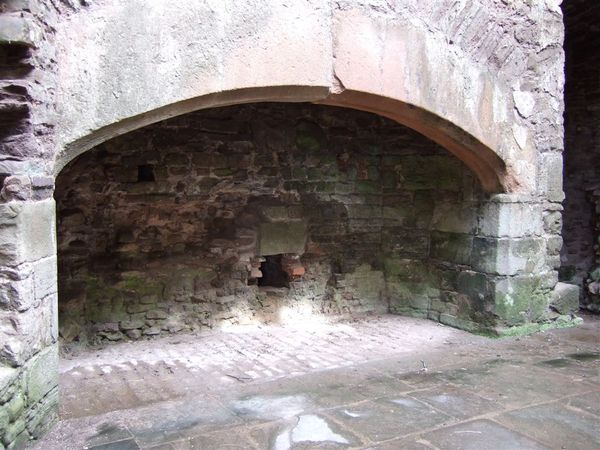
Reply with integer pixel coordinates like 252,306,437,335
55,103,479,342
56,103,576,346
561,0,600,313
0,2,61,448
0,1,573,448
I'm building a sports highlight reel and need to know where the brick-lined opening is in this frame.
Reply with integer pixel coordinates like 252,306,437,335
561,0,600,313
54,102,502,346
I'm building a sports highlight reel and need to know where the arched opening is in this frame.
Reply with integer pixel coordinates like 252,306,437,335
54,88,511,194
55,102,490,347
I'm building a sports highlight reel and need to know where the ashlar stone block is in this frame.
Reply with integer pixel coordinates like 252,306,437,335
0,200,56,266
493,275,549,326
478,199,543,238
259,222,307,256
471,237,546,276
26,345,58,405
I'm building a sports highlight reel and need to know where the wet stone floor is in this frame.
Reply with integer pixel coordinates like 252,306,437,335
37,314,599,450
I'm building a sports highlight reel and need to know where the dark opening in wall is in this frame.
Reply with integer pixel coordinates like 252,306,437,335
0,174,8,191
258,254,289,288
561,0,600,312
137,164,155,182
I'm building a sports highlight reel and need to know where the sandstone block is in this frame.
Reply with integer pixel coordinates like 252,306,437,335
478,199,543,238
259,222,307,256
146,309,168,320
26,345,58,405
0,15,37,46
550,282,579,315
471,237,546,276
0,200,56,266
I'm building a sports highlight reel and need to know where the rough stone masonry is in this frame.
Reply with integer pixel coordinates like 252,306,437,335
0,0,582,448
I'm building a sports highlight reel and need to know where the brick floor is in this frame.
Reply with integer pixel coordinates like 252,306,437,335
37,313,600,449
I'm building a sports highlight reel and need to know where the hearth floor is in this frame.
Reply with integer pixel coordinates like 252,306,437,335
35,314,599,450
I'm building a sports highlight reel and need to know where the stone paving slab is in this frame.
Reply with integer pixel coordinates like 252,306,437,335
33,314,600,450
326,396,453,443
421,419,550,450
495,402,600,450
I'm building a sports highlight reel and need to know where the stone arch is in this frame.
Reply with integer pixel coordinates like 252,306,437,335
51,0,530,193
55,86,508,193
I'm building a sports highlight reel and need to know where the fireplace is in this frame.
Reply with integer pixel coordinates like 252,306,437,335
55,102,490,344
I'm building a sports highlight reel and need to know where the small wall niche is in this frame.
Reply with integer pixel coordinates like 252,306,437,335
137,164,155,182
258,254,289,288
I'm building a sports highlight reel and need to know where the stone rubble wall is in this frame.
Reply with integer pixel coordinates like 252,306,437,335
56,103,576,345
56,103,479,342
0,1,64,448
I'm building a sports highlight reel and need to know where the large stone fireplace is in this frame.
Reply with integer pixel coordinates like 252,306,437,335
0,0,578,447
56,103,493,344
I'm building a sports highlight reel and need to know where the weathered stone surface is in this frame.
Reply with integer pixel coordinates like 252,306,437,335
493,276,549,326
549,282,579,315
0,297,56,367
0,14,37,46
25,387,58,439
48,0,564,196
259,222,307,256
430,232,473,265
0,200,56,266
26,345,58,404
0,2,572,446
472,237,546,276
478,199,544,238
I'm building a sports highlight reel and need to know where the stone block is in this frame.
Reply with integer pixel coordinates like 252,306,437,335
26,345,58,405
0,15,37,46
6,392,24,421
471,237,546,276
32,256,57,302
119,320,144,330
2,419,25,447
431,202,477,234
493,275,549,326
25,387,57,439
538,153,565,202
146,309,168,320
387,281,430,315
0,299,56,367
478,200,543,238
543,211,562,234
0,270,35,312
0,200,56,266
1,176,31,202
259,222,307,256
430,231,473,265
456,271,493,311
549,282,579,315
125,329,141,339
143,326,161,336
0,367,18,405
546,235,563,256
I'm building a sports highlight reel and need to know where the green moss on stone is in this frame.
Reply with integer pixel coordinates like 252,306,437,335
117,272,164,297
494,276,549,326
491,315,582,338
